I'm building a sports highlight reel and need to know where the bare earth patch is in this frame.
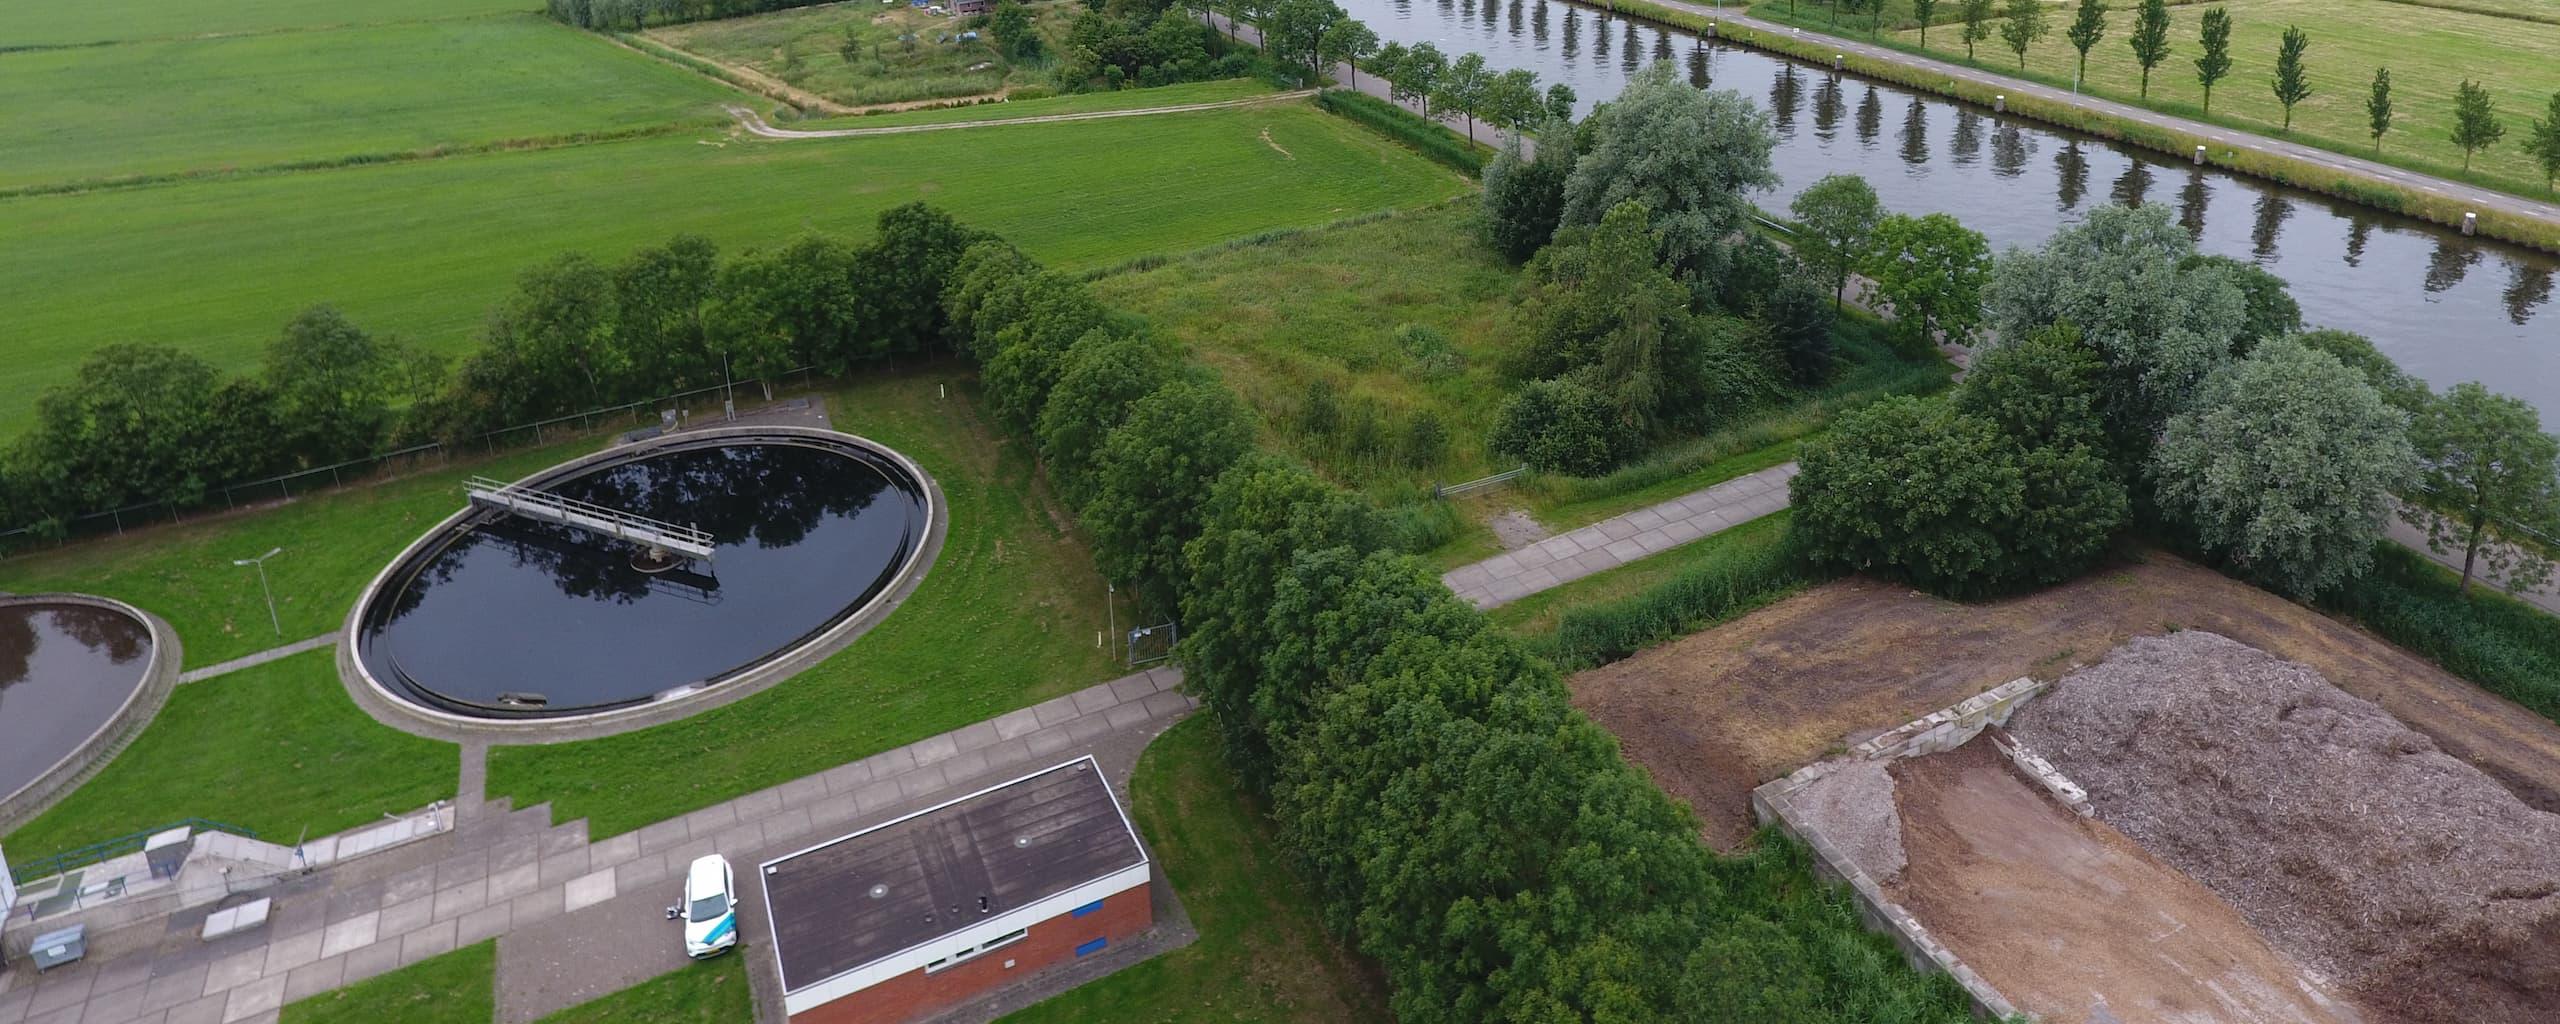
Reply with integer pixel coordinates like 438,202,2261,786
1567,552,2560,850
1889,739,2364,1024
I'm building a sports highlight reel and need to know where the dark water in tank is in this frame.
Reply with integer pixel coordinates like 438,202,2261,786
0,602,152,799
358,439,927,717
1346,0,2560,416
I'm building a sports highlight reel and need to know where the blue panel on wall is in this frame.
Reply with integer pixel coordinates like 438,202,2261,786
1070,900,1105,919
1074,937,1108,957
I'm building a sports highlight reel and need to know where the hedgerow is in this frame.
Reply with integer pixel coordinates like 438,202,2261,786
942,220,1982,1022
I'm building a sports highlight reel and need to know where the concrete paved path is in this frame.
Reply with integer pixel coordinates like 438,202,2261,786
176,635,334,684
1441,463,1798,608
726,91,1316,139
1679,2,2560,235
0,667,1193,1024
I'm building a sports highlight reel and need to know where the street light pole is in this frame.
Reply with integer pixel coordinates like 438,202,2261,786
234,547,283,638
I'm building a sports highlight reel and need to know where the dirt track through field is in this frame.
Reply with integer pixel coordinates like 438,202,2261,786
724,91,1316,139
1889,740,2366,1024
1569,553,2560,850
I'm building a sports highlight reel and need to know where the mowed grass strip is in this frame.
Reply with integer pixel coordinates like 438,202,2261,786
1881,0,2560,197
0,16,738,193
486,375,1124,838
281,941,495,1024
535,956,752,1024
1,649,457,865
0,0,531,48
998,717,1389,1024
791,78,1282,130
1092,202,1522,499
0,101,1466,438
0,437,603,669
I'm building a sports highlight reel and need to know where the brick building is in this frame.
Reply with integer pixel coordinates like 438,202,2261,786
759,758,1153,1024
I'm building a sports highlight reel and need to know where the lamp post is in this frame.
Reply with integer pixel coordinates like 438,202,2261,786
234,547,283,638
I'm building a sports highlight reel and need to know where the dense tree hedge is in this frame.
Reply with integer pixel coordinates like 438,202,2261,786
0,205,982,537
937,220,1980,1022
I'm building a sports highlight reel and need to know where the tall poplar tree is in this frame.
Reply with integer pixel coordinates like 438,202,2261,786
2367,67,2393,151
2128,0,2171,98
2452,79,2506,171
2066,0,2109,92
2194,7,2233,114
2270,25,2311,131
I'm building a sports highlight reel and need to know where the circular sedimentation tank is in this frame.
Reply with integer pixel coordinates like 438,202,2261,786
352,428,933,721
0,598,158,808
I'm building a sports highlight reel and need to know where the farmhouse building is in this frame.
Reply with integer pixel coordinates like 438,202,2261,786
759,757,1153,1024
954,0,992,15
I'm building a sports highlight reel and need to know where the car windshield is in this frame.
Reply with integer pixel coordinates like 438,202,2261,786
688,893,726,922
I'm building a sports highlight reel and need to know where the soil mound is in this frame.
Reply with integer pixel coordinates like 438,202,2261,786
2011,631,2560,1024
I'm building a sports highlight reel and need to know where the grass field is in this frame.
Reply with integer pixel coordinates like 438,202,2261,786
1000,718,1388,1024
534,956,752,1024
485,374,1125,837
1092,202,1522,500
0,437,603,669
0,0,531,47
792,77,1279,129
649,0,1078,107
0,101,1465,439
1,649,457,865
281,941,495,1024
1820,0,2560,199
0,16,734,193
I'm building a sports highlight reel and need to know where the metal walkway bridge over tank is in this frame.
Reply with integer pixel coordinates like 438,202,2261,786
463,476,716,562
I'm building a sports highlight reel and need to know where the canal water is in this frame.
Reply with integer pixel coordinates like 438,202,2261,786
1345,0,2560,416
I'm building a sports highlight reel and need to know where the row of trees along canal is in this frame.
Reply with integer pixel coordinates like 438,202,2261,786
1881,0,2560,179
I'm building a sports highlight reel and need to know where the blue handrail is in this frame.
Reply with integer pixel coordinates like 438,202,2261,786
10,818,257,884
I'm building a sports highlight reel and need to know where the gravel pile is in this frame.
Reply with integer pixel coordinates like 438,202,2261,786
1788,758,1905,883
2011,631,2560,1024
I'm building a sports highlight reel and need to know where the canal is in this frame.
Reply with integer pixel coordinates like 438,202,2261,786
1343,0,2560,415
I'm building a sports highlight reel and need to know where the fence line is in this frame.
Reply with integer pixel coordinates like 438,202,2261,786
0,367,821,557
1434,466,1529,499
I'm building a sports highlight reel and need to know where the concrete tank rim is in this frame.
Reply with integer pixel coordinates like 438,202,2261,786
0,592,183,834
337,424,947,744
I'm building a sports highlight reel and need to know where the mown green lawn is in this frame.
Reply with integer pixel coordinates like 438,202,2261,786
534,956,752,1024
486,374,1125,838
0,0,531,47
792,77,1281,130
1000,717,1389,1024
0,437,603,669
2,649,457,865
1,15,735,192
281,942,495,1024
1092,201,1523,501
1785,0,2560,201
0,101,1466,438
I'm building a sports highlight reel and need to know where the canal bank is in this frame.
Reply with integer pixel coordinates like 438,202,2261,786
1341,0,2560,417
1614,0,2560,255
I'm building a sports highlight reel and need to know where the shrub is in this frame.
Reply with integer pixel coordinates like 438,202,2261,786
1489,377,1636,476
1392,323,1462,379
2322,543,2560,720
1791,396,2124,597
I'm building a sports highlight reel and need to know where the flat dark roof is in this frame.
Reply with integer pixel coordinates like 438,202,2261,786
761,758,1145,993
